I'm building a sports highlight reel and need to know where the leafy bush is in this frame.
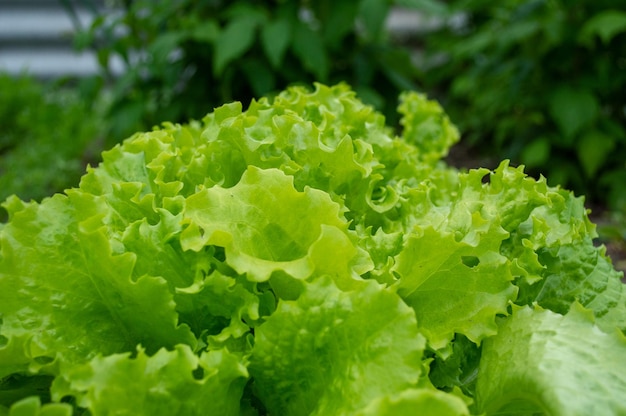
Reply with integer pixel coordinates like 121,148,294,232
418,0,626,210
1,84,625,415
66,0,423,141
0,73,105,217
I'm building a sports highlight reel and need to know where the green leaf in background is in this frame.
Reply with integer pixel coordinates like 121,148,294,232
322,0,359,46
548,87,599,140
51,345,248,416
241,58,277,96
189,20,219,44
292,22,328,81
357,0,389,41
213,16,260,76
520,136,551,168
577,129,616,177
250,276,425,416
394,0,450,17
579,10,626,46
261,18,292,68
476,304,626,416
497,20,541,49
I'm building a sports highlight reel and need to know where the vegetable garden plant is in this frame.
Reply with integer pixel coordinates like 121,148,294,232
1,84,625,415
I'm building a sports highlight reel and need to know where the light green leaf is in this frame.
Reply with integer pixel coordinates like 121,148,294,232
476,304,626,416
497,20,540,48
241,58,276,96
181,166,364,284
323,0,359,45
548,87,599,140
261,18,292,68
51,345,248,416
0,193,196,371
250,276,425,416
393,226,516,350
355,388,470,416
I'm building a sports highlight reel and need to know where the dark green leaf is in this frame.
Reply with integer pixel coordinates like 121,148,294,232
548,87,599,140
241,59,276,96
213,16,260,76
261,18,292,68
452,31,494,58
497,20,540,49
577,130,615,178
148,32,184,65
521,137,550,168
358,0,390,41
323,0,359,45
394,0,450,17
96,48,110,69
189,20,220,44
292,22,328,81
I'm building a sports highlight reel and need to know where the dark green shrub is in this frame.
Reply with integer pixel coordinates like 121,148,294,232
67,0,424,142
0,73,104,213
419,0,626,210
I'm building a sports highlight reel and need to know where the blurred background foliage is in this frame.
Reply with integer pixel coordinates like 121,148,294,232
67,0,427,143
0,72,105,209
1,0,625,245
420,0,626,212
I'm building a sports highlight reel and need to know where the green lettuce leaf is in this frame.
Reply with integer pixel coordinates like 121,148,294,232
180,166,370,287
393,226,516,350
476,303,626,415
1,82,624,414
1,396,72,416
398,90,460,166
355,388,470,416
250,276,425,416
0,194,196,374
51,345,248,416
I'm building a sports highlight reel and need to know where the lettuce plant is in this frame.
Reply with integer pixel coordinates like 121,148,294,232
1,84,625,415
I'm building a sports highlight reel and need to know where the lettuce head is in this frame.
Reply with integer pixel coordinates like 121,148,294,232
1,83,625,415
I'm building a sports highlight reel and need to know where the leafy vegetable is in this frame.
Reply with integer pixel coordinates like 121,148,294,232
477,304,626,416
1,83,624,415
